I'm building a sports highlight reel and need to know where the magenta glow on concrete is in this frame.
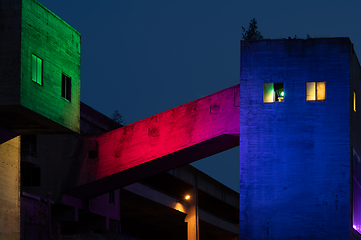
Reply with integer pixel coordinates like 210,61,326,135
353,149,361,234
65,85,240,198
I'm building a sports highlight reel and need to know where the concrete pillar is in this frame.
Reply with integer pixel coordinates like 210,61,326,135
0,136,20,240
185,185,199,240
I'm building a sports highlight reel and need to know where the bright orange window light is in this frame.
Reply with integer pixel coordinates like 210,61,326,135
354,92,357,112
306,82,325,101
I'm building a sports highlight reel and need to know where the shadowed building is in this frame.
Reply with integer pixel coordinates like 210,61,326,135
20,102,239,240
240,38,361,239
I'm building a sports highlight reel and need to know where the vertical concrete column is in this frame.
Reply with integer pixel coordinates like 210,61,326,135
185,176,199,240
0,136,21,240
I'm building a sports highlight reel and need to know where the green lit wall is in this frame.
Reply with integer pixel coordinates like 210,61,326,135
20,0,80,133
0,0,80,134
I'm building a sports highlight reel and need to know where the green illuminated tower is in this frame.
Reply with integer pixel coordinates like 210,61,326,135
0,0,81,134
0,0,80,238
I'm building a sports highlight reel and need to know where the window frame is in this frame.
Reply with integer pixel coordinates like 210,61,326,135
31,54,43,85
263,82,284,103
306,81,326,101
61,73,71,102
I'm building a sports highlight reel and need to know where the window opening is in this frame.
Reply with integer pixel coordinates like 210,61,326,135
354,92,357,112
306,82,325,101
22,167,41,186
109,190,115,204
264,82,284,103
62,74,71,101
32,54,43,85
21,135,37,158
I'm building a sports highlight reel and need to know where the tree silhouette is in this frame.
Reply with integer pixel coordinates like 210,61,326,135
242,18,263,40
110,110,125,125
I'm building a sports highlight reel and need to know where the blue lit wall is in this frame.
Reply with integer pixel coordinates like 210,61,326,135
240,38,357,239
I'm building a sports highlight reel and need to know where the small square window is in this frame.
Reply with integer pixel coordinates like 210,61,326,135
264,82,284,103
62,74,71,102
306,82,325,101
32,54,43,85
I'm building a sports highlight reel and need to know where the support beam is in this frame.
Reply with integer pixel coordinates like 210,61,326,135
185,186,199,240
65,85,240,198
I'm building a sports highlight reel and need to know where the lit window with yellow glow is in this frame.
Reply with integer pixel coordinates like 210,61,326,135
354,92,357,112
264,83,284,103
306,82,325,101
32,54,42,85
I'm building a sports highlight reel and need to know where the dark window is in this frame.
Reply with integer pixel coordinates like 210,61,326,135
22,167,41,186
21,135,37,158
62,74,71,101
109,190,115,204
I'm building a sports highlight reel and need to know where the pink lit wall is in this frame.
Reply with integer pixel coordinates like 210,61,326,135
65,85,240,198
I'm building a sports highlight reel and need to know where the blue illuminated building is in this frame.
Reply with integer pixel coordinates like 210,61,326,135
240,38,361,239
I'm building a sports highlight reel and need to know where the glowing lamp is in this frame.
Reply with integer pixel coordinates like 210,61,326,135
185,195,191,200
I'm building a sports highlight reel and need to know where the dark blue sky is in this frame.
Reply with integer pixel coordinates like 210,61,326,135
38,0,361,192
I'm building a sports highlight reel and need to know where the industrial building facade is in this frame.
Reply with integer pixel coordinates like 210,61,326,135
0,0,239,239
2,0,361,239
240,38,361,239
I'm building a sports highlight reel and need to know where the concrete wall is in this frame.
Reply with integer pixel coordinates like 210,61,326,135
240,38,352,239
0,136,20,240
65,85,240,199
20,192,50,240
0,0,80,134
350,43,361,240
20,0,81,133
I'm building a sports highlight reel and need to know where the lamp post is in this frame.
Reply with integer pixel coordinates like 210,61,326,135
185,173,199,240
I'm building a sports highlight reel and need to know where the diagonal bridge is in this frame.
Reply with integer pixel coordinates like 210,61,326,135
65,84,240,199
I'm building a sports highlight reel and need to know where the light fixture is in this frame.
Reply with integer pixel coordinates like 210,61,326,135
185,195,191,200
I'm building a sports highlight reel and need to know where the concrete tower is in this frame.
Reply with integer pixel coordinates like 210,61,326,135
240,38,361,239
0,0,81,135
0,0,80,238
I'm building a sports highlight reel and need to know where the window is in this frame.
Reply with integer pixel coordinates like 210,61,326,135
22,167,41,186
21,135,37,158
306,82,325,101
62,74,71,101
109,190,115,204
31,54,42,85
354,92,357,112
264,82,284,103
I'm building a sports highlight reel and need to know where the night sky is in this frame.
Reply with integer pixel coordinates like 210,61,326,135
37,0,361,192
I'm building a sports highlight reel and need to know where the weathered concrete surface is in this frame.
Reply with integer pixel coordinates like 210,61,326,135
0,0,81,134
0,136,20,240
240,38,355,239
65,84,240,198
